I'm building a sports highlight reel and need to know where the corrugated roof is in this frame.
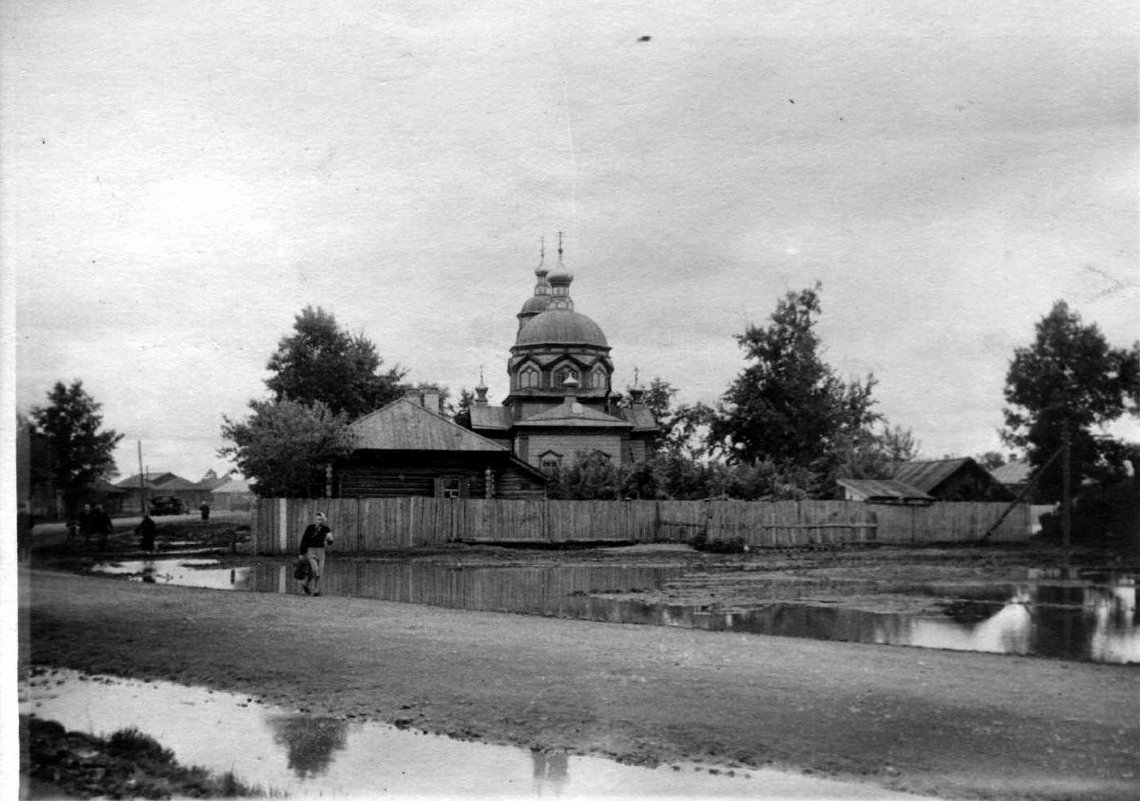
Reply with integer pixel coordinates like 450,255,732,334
893,459,973,492
837,478,933,502
351,397,510,452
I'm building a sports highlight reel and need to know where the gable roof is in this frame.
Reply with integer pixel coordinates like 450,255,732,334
990,460,1032,484
892,458,975,492
211,476,252,494
837,478,934,504
114,472,183,490
351,397,511,452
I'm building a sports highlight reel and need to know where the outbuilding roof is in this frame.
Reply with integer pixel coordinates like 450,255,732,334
837,478,934,504
892,458,974,493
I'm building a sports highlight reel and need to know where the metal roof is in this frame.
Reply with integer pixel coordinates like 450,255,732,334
351,397,510,452
514,400,630,429
990,460,1032,484
837,478,934,503
892,458,974,492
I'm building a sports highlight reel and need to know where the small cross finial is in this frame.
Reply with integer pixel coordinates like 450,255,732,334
539,236,545,263
479,364,485,385
634,366,640,387
557,231,564,260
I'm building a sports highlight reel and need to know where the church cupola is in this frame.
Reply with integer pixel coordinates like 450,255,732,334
547,232,574,311
517,237,554,333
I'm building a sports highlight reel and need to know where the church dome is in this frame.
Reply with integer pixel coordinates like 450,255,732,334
516,309,608,348
520,295,552,314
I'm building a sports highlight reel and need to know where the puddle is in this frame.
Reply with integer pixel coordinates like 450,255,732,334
92,558,252,590
20,669,918,799
87,560,1140,664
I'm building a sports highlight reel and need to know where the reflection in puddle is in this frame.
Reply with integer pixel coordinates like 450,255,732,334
93,558,251,590
20,669,918,799
88,560,1139,664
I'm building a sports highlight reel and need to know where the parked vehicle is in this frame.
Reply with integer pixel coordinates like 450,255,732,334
149,496,185,516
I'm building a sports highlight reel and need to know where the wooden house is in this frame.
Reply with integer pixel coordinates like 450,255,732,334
333,393,548,499
893,458,1014,502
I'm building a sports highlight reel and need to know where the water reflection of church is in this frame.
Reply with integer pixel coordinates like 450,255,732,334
469,238,658,471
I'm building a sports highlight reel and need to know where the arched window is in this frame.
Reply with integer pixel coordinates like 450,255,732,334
519,367,539,389
539,451,562,473
591,365,608,392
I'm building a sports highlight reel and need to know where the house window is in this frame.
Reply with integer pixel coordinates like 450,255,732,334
441,477,461,499
555,367,579,387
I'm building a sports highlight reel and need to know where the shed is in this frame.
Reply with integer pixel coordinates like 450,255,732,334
893,458,1014,502
836,478,934,506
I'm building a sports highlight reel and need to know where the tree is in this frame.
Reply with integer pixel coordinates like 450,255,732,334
219,399,352,497
266,306,408,419
974,451,1008,471
1002,300,1139,501
452,388,475,428
836,424,922,481
708,284,880,470
30,380,123,511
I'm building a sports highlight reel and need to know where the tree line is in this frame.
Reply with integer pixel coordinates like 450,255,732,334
23,289,1138,528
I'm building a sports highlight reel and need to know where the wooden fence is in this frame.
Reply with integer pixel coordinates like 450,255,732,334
252,497,1031,554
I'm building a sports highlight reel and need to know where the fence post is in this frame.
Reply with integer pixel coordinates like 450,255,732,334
277,498,288,554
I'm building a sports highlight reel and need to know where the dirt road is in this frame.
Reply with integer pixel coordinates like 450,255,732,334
18,565,1138,800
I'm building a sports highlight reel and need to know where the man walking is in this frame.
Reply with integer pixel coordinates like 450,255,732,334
298,511,334,596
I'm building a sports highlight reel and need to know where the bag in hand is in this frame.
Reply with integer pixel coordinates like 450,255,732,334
293,556,311,581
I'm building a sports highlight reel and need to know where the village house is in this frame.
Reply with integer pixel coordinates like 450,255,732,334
332,391,548,499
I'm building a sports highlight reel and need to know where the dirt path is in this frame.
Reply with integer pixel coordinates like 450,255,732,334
18,567,1139,800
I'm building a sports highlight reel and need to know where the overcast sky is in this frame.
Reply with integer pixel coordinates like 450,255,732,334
4,0,1137,481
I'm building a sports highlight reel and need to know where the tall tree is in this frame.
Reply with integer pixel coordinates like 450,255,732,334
1002,300,1139,501
266,306,408,419
30,380,123,510
708,284,880,469
219,399,352,497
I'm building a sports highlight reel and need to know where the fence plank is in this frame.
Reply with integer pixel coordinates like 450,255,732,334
250,497,1032,553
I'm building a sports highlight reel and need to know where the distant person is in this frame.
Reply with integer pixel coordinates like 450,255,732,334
200,502,210,521
298,511,334,597
78,503,94,545
17,504,34,562
93,504,113,550
135,514,157,552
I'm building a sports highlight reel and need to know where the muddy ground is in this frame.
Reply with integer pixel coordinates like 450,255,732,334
16,519,1140,800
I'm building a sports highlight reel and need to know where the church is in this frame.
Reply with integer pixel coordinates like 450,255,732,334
468,238,658,471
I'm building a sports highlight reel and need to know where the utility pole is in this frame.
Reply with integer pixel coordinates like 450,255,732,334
137,441,146,517
1061,423,1071,566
